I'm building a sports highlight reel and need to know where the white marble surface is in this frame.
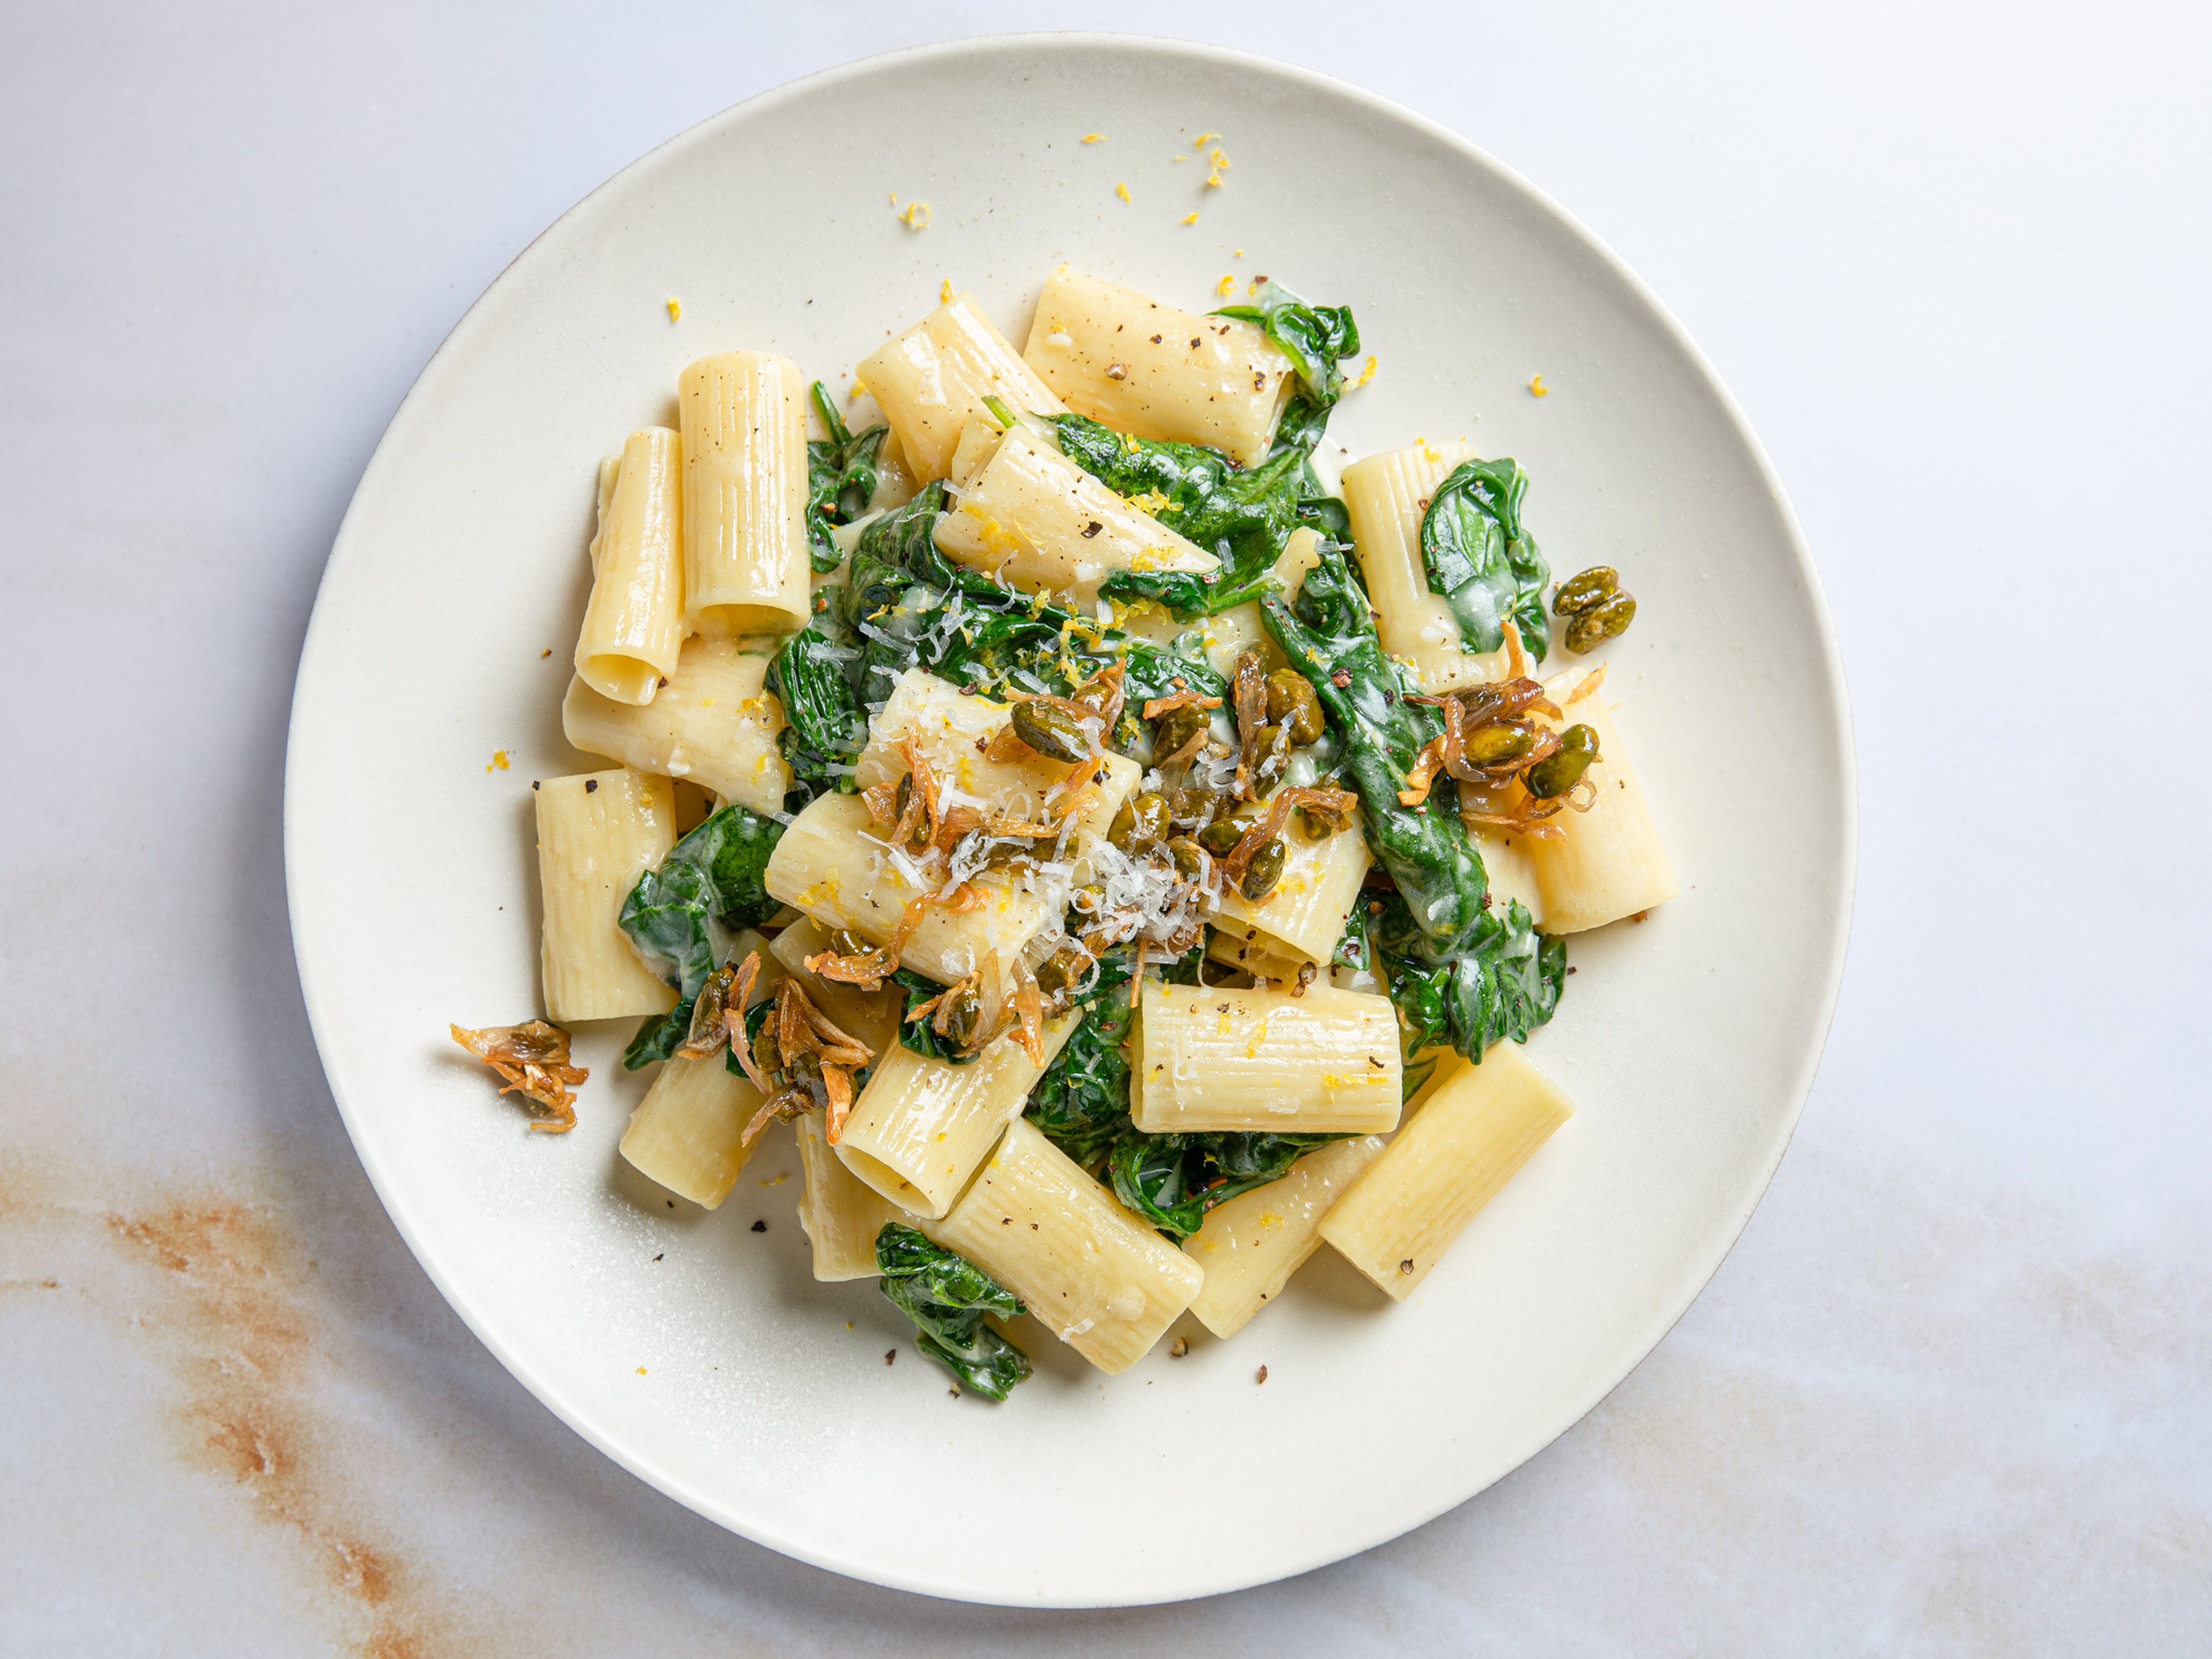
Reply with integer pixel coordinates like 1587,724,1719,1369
2,3,2206,1652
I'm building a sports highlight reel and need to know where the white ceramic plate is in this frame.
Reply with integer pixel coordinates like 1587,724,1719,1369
287,35,1852,1607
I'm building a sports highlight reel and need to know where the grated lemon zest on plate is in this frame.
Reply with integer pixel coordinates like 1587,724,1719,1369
1530,374,1548,396
1114,181,1131,202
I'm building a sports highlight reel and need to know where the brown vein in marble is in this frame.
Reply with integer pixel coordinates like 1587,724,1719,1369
0,1158,461,1657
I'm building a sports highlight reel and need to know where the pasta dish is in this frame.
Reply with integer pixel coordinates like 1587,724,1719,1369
452,268,1675,1398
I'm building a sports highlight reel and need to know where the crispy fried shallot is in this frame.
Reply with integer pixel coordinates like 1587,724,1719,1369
449,1020,586,1131
739,975,877,1146
1219,786,1360,884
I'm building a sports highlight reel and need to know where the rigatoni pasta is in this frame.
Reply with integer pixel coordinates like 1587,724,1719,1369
679,350,810,635
573,427,685,704
1130,980,1401,1135
933,416,1218,601
459,263,1677,1400
1184,1135,1385,1337
1319,1043,1574,1298
835,1016,1075,1218
1023,270,1293,465
534,768,678,1022
561,637,790,813
924,1117,1202,1375
858,291,1066,483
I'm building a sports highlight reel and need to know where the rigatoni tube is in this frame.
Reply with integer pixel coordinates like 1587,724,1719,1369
561,636,790,813
1318,1042,1573,1299
574,427,685,704
1526,670,1677,933
535,769,677,1022
932,416,1217,602
854,666,1140,839
834,1016,1075,1219
924,1116,1202,1374
679,350,810,635
1211,814,1373,966
1130,981,1402,1135
762,792,1054,987
619,1052,764,1207
1184,1135,1387,1338
858,292,1066,483
796,1109,908,1280
1343,439,1517,694
1022,270,1293,465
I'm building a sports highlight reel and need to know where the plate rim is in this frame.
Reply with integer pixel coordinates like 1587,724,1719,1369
284,28,1857,1607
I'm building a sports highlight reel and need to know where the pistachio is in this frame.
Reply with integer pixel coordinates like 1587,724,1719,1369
1196,818,1245,856
1166,836,1210,879
1011,699,1090,762
1264,669,1324,745
1553,566,1619,616
940,979,984,1048
1524,723,1599,798
1463,721,1537,767
1109,790,1171,851
1563,593,1636,655
1238,838,1288,902
1296,798,1355,839
1153,703,1210,762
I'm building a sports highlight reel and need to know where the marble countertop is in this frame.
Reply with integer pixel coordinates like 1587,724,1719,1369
3,5,2206,1653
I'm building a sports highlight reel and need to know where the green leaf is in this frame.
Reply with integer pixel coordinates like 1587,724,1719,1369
876,1223,1032,1399
1259,542,1493,959
1214,281,1362,408
891,967,983,1066
804,381,889,573
769,616,867,796
1025,957,1135,1170
1370,889,1567,1072
615,804,786,1069
1418,457,1552,661
1107,1129,1344,1239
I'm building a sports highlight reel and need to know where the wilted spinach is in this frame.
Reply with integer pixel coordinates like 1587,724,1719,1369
1369,887,1566,1090
804,381,888,573
617,804,785,1068
770,613,868,798
1214,281,1362,409
1260,542,1493,960
1107,1128,1346,1240
1420,457,1552,661
876,1223,1031,1399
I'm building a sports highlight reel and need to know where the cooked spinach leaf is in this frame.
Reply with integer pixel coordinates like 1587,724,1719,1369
616,804,785,1069
1213,281,1362,408
1419,457,1552,661
876,1223,1032,1399
1370,887,1567,1083
839,479,1224,715
1055,415,1311,618
770,613,868,797
1025,957,1136,1169
1260,541,1492,959
804,381,889,573
1108,1128,1345,1240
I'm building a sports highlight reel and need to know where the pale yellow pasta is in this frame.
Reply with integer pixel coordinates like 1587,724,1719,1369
1527,670,1677,933
933,417,1217,601
795,1108,908,1279
619,1053,764,1207
561,637,790,813
924,1116,1202,1374
616,928,780,1205
1184,1135,1387,1338
1212,817,1372,965
834,1015,1075,1219
1130,980,1401,1135
1342,439,1518,694
762,792,1054,986
766,916,903,1056
1318,1041,1573,1298
854,666,1140,839
574,427,685,704
1464,815,1547,927
1204,928,1309,987
1022,271,1293,465
679,350,810,635
857,292,1066,483
534,769,677,1022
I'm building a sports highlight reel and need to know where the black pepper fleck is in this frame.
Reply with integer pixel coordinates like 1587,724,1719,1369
750,1219,767,1233
584,778,598,793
